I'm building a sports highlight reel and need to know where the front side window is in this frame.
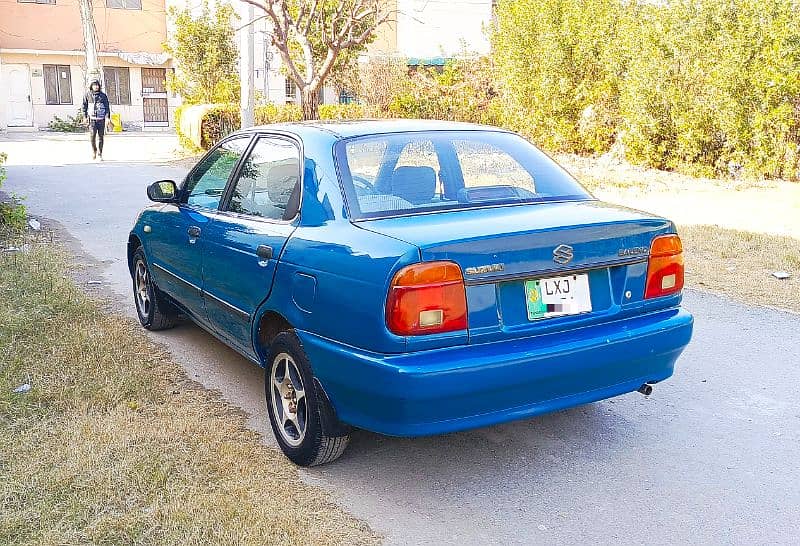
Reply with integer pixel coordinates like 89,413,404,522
184,137,251,209
336,130,591,220
226,137,301,221
43,65,72,105
102,67,131,105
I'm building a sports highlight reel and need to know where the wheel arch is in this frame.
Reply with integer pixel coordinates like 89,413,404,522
253,309,294,366
127,233,143,277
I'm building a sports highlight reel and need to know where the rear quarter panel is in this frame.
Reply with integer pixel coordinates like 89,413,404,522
252,129,427,355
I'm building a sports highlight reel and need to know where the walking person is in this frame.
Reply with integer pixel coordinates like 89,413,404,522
81,79,111,161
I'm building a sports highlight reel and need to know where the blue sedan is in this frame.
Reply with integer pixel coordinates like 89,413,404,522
128,120,693,466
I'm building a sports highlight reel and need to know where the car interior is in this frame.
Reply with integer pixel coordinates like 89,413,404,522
351,137,538,215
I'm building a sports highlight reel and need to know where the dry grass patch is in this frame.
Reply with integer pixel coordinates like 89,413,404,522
679,224,800,312
0,238,379,545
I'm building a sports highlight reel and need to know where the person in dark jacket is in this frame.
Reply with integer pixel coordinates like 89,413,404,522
81,79,111,161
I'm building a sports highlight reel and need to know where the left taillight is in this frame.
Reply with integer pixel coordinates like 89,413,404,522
645,234,685,299
386,261,467,336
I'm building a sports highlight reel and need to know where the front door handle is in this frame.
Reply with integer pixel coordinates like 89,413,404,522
187,226,201,238
256,244,273,261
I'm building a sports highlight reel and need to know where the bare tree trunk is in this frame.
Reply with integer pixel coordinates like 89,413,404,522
77,0,101,86
301,87,320,120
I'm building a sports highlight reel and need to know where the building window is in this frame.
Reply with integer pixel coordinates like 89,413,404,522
43,65,72,105
285,78,297,102
106,0,141,9
103,67,132,105
18,0,56,4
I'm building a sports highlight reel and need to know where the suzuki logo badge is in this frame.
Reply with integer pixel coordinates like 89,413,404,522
553,244,574,265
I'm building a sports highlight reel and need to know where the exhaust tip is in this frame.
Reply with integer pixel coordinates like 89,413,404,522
638,384,653,396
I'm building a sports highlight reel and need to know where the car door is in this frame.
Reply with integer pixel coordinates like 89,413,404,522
148,135,252,322
201,134,301,351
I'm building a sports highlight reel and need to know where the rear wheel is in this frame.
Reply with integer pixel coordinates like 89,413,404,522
266,331,349,466
132,247,177,330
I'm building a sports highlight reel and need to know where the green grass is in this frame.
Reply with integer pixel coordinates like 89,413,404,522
0,238,378,545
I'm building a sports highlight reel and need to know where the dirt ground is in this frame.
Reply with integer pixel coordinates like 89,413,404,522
559,154,800,239
559,154,800,312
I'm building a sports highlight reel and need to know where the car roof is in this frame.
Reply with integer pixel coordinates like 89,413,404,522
242,118,513,140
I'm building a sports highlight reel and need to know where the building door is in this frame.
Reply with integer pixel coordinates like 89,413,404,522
143,98,168,125
2,64,34,127
141,68,169,127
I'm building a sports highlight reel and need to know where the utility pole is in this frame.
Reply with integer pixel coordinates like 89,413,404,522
240,3,255,128
77,0,102,86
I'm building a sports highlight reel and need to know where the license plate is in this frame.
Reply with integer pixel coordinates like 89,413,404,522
525,273,592,320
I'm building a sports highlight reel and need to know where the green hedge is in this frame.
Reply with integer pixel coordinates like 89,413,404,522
492,0,800,180
182,103,374,149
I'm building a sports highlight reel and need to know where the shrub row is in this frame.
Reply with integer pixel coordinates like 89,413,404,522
181,103,378,149
492,0,800,180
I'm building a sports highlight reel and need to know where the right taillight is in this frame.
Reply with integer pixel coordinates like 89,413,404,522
386,261,467,336
645,234,685,299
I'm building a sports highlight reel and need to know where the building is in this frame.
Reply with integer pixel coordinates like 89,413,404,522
249,15,337,105
0,0,178,130
370,0,493,60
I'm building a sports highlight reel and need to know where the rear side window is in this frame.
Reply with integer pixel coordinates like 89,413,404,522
226,137,301,221
184,137,250,209
336,131,591,220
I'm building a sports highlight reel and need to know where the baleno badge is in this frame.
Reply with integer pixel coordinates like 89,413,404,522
618,246,648,257
465,263,505,275
553,244,574,264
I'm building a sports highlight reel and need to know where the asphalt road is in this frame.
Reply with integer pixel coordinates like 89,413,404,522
3,133,799,545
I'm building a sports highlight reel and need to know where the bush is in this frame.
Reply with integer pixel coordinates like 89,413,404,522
0,152,27,232
630,0,800,180
254,103,303,124
386,58,504,126
491,0,624,154
185,103,368,149
318,103,372,120
355,57,410,114
48,111,85,133
492,0,800,179
199,104,240,149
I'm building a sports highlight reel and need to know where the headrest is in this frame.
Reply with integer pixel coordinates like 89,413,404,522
391,166,436,204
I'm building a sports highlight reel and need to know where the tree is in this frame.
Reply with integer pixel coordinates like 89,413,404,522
239,0,393,120
164,1,240,104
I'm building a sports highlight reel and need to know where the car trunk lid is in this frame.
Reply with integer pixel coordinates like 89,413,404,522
358,200,676,343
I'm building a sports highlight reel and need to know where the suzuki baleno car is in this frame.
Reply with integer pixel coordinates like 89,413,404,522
129,120,693,466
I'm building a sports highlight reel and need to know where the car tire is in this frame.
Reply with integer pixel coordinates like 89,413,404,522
266,331,350,466
132,247,177,331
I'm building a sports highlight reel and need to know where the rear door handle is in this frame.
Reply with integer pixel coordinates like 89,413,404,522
187,226,201,238
256,244,273,261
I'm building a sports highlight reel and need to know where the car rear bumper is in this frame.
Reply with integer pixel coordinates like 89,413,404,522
298,306,693,437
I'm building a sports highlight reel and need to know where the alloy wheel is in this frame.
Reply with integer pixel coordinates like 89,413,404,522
134,260,151,317
270,352,308,447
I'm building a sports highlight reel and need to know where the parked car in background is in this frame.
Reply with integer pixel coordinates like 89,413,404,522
128,120,693,466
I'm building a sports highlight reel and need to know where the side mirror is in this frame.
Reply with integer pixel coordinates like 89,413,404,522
147,180,178,203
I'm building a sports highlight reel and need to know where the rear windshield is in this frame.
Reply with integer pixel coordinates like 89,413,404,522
335,130,592,220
